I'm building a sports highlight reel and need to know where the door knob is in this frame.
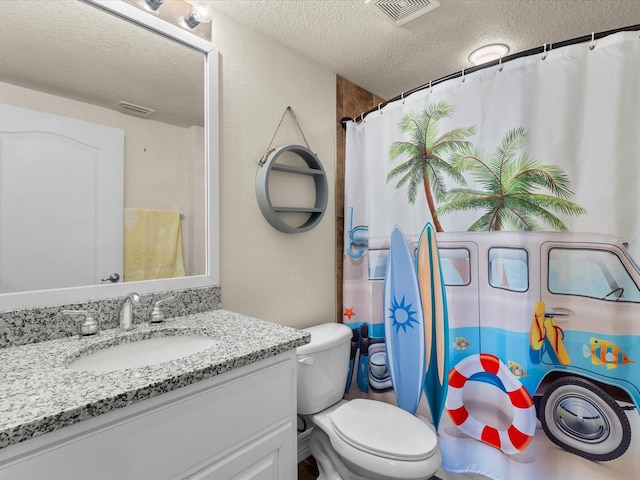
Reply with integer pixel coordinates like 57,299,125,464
101,273,120,283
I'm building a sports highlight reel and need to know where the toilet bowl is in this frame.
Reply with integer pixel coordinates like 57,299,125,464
297,323,441,480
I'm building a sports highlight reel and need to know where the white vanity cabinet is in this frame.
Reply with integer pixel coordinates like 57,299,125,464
0,351,297,480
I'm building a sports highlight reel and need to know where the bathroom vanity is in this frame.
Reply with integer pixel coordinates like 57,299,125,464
0,2,313,477
0,310,309,479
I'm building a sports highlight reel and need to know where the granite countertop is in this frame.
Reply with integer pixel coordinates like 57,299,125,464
0,309,310,450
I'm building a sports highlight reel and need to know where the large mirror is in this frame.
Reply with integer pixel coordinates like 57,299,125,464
0,0,219,311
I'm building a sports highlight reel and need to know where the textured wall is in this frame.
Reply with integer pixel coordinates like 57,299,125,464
212,12,336,329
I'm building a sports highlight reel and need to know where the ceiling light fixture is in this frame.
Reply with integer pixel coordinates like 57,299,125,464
468,43,509,66
125,0,213,40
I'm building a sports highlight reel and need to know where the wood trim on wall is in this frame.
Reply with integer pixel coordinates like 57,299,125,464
335,75,385,323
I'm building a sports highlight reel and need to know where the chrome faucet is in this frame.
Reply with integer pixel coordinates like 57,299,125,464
119,292,141,330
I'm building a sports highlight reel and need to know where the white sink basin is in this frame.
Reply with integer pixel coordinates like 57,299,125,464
68,335,219,372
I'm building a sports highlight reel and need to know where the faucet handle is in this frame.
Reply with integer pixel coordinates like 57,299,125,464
63,310,99,336
150,296,175,323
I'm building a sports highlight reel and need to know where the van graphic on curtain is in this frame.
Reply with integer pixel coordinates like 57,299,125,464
343,227,639,462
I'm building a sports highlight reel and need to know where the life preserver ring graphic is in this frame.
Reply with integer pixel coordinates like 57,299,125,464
445,353,536,455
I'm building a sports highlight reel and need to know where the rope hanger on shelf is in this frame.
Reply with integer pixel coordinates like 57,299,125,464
258,106,312,166
254,106,328,233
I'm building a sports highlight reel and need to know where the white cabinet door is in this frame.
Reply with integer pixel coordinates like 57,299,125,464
0,102,123,293
185,424,294,480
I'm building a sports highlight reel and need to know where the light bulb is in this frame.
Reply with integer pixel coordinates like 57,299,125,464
144,0,164,11
184,1,213,28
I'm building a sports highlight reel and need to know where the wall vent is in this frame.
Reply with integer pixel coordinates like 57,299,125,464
368,0,440,26
115,101,156,118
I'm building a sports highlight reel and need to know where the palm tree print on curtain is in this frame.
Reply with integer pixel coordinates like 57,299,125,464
437,127,586,231
387,101,476,232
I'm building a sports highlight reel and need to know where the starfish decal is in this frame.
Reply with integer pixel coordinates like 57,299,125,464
388,295,419,333
344,307,355,320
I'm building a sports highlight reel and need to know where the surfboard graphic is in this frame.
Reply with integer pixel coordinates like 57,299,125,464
417,222,449,429
384,225,426,415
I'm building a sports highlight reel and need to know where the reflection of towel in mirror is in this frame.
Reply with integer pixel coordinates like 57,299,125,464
124,208,185,282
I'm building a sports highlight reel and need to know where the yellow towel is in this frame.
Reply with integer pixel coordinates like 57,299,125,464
124,208,186,282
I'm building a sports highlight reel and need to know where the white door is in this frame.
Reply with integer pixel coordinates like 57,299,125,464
0,103,124,293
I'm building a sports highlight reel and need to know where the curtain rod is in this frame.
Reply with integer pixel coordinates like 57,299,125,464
341,23,640,130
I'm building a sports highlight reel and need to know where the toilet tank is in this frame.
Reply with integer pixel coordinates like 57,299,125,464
296,323,352,415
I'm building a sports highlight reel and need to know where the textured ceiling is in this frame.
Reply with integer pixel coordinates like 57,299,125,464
1,1,638,126
209,0,640,100
0,0,204,127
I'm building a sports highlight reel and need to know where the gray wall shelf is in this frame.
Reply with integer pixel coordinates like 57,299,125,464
255,145,328,233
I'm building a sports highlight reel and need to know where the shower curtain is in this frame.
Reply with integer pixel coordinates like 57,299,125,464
343,31,640,479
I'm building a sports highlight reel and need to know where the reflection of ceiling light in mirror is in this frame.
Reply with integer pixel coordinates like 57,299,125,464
184,1,213,28
468,43,509,65
144,0,164,11
124,0,213,41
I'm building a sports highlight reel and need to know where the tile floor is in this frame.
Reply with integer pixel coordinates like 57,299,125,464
297,456,319,479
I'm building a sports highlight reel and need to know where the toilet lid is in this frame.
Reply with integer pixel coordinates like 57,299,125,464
330,399,438,461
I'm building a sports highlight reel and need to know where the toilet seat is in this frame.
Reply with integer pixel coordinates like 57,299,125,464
311,400,441,480
331,399,438,461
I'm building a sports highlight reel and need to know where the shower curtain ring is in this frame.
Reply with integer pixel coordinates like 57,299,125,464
498,56,503,72
461,68,465,83
429,81,433,93
589,32,596,50
378,103,383,114
541,43,547,60
401,92,405,104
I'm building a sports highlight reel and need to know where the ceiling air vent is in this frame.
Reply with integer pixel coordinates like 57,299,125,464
367,0,440,26
115,101,156,119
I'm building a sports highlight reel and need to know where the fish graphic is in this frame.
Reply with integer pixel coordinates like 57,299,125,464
507,360,528,379
454,337,471,350
583,338,635,370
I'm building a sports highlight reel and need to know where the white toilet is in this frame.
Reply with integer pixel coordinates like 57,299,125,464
297,323,441,480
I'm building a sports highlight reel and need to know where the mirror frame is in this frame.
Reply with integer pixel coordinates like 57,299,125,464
0,0,219,311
